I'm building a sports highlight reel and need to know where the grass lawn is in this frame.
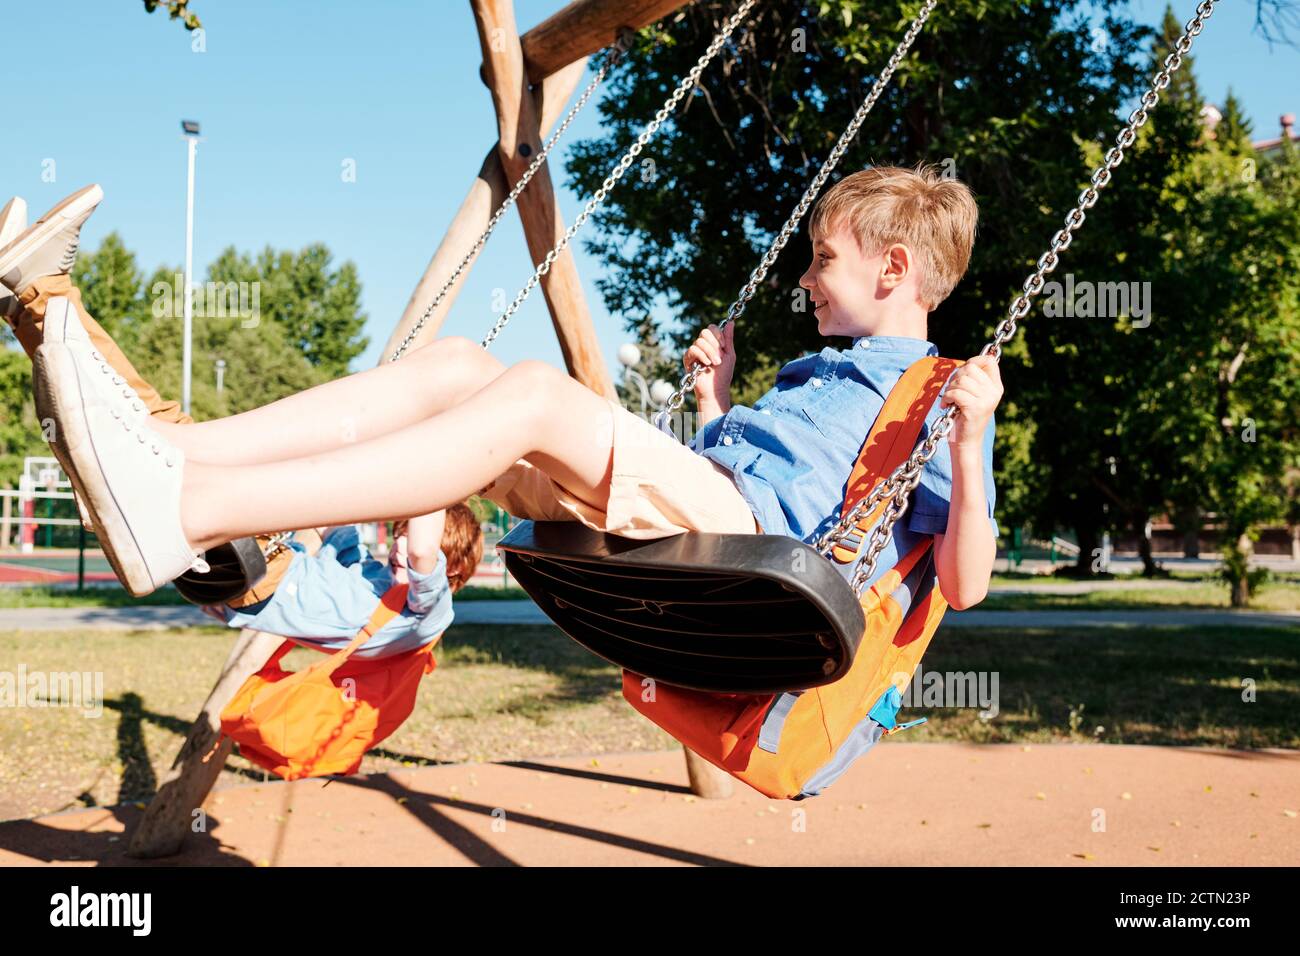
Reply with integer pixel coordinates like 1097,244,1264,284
978,579,1300,612
0,582,530,609
0,620,1295,821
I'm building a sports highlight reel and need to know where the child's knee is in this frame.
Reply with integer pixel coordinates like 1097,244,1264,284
415,335,503,378
510,359,567,397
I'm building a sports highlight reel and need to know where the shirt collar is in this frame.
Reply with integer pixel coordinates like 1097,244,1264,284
850,334,939,356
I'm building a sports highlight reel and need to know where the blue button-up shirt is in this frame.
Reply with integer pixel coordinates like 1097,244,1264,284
690,334,998,590
221,525,454,659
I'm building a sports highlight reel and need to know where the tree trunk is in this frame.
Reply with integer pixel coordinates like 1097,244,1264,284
1177,505,1202,559
1230,531,1253,609
1134,512,1158,576
1290,523,1299,563
1074,524,1099,577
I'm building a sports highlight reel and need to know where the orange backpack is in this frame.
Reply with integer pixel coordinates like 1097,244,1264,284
623,356,963,799
218,584,438,780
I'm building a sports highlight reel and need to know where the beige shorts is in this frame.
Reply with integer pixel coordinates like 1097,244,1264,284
480,399,761,539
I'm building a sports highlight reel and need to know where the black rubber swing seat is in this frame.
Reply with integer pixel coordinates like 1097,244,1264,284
497,520,866,695
174,536,268,606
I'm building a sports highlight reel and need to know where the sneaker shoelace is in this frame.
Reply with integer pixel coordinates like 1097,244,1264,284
59,235,79,272
112,409,178,466
90,349,146,416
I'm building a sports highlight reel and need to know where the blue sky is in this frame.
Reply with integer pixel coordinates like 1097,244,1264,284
3,0,1295,379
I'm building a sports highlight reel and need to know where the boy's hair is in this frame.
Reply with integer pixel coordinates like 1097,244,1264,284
441,502,484,593
808,163,978,310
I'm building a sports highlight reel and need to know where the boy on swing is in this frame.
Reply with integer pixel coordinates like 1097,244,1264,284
0,188,482,657
12,165,1000,619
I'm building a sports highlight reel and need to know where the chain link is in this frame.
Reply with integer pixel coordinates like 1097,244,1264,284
387,41,629,362
654,0,939,429
476,0,759,352
816,0,1218,594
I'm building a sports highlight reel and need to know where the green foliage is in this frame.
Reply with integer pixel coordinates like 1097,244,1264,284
142,0,201,31
205,245,369,379
0,347,46,483
71,232,147,340
1217,534,1272,603
1215,90,1254,157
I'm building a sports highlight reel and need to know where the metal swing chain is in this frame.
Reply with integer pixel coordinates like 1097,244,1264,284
654,0,940,430
388,39,630,363
816,0,1219,595
476,0,760,352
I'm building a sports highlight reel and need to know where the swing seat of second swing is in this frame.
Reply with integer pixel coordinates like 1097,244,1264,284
498,520,865,694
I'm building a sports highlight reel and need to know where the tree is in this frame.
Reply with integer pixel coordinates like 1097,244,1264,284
70,232,150,341
1019,2,1210,577
1065,6,1300,602
206,245,369,378
1215,89,1255,156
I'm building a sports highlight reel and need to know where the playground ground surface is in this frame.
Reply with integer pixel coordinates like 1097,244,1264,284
0,742,1295,867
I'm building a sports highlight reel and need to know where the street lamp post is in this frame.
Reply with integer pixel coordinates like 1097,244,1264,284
181,119,201,415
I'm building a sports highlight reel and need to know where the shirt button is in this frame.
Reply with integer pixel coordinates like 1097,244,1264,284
810,377,823,388
722,435,734,446
760,408,772,415
860,340,871,350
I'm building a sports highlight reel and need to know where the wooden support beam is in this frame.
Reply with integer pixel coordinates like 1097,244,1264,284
520,0,690,84
127,628,284,858
381,58,589,363
472,0,614,399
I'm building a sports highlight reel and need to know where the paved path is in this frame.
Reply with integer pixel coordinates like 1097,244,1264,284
3,601,1297,631
1,743,1294,866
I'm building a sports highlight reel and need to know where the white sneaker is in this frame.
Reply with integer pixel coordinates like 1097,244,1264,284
42,296,147,533
43,297,147,422
0,185,102,295
0,197,26,319
33,341,209,596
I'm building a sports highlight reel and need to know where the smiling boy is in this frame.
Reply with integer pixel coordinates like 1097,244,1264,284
685,164,1001,606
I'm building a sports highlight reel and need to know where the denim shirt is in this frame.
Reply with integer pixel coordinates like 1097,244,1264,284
690,334,998,591
222,525,454,659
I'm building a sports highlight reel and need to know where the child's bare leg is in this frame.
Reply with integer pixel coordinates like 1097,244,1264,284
148,336,506,466
181,360,614,550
